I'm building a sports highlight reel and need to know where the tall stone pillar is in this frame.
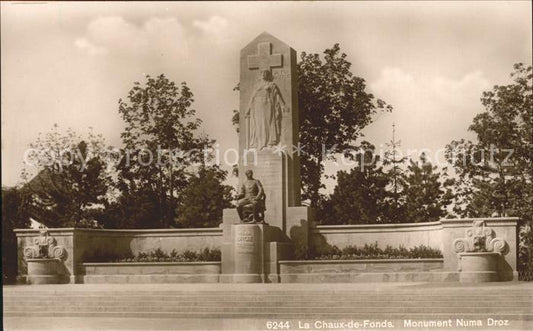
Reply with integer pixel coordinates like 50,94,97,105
221,32,313,283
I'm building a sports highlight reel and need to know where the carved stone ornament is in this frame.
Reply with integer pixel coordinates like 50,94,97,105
23,229,67,260
453,220,508,254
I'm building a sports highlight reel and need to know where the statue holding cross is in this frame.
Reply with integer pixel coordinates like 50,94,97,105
245,42,289,150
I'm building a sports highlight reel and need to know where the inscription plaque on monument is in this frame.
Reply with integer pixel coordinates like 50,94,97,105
235,228,255,253
233,224,263,283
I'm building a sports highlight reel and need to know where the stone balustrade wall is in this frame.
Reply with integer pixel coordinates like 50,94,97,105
311,217,518,280
15,227,223,283
14,217,519,283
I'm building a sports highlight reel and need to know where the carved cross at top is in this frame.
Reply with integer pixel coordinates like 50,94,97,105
247,42,282,71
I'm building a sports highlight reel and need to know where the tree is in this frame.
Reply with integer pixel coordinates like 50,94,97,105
322,142,390,224
298,44,391,208
21,125,110,227
445,63,532,219
324,147,453,225
2,187,31,283
402,153,454,223
175,165,234,228
99,189,161,229
382,123,407,223
445,63,532,274
116,74,212,228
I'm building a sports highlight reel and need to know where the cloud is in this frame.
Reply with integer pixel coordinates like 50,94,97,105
75,16,189,59
365,67,491,158
193,16,230,44
371,67,490,123
74,38,107,55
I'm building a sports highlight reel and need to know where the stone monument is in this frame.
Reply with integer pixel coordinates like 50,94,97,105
221,32,314,283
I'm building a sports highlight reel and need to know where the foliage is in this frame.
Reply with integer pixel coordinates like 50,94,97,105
20,125,110,227
175,165,234,228
445,63,532,274
298,44,391,208
321,144,454,224
1,187,31,283
87,247,221,263
321,142,389,224
445,63,532,219
519,222,533,279
402,153,455,223
115,74,214,228
312,242,442,260
99,189,163,229
382,124,408,223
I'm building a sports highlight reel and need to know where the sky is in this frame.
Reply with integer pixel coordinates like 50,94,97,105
2,1,532,189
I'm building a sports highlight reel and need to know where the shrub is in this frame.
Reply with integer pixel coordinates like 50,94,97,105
518,221,533,281
2,188,31,283
312,242,442,260
86,248,222,263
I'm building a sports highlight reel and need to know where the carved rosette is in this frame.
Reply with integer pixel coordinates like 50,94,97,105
487,237,508,254
453,238,468,253
453,220,508,255
23,246,39,259
23,230,67,260
51,245,67,259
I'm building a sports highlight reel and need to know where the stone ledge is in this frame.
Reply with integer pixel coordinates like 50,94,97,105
279,258,443,264
79,262,221,276
82,262,221,266
279,272,459,283
441,217,519,228
82,274,220,284
279,259,444,275
14,228,223,238
313,222,442,234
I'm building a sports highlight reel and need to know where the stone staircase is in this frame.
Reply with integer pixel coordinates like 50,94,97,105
3,283,533,329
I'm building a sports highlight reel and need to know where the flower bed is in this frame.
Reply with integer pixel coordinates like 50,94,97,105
311,243,442,260
86,248,221,263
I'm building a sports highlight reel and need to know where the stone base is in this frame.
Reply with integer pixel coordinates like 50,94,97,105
221,222,293,283
459,271,498,283
82,274,220,284
280,272,460,283
458,252,500,283
233,224,264,283
231,273,264,283
26,258,60,285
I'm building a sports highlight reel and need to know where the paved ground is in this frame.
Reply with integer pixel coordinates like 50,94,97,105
4,282,533,331
5,281,533,292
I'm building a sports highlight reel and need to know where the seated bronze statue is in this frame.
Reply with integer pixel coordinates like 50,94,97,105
236,170,266,223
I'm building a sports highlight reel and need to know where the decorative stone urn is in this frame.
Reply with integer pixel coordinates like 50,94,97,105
23,229,67,284
453,220,508,283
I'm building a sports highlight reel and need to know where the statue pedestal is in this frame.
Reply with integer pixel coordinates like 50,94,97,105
220,222,292,283
233,224,264,283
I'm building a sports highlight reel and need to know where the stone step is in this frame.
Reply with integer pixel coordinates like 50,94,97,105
2,294,528,306
6,287,529,294
5,284,532,325
4,294,531,303
4,311,533,320
6,289,530,294
5,298,531,308
5,288,531,295
4,303,531,313
5,291,531,300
